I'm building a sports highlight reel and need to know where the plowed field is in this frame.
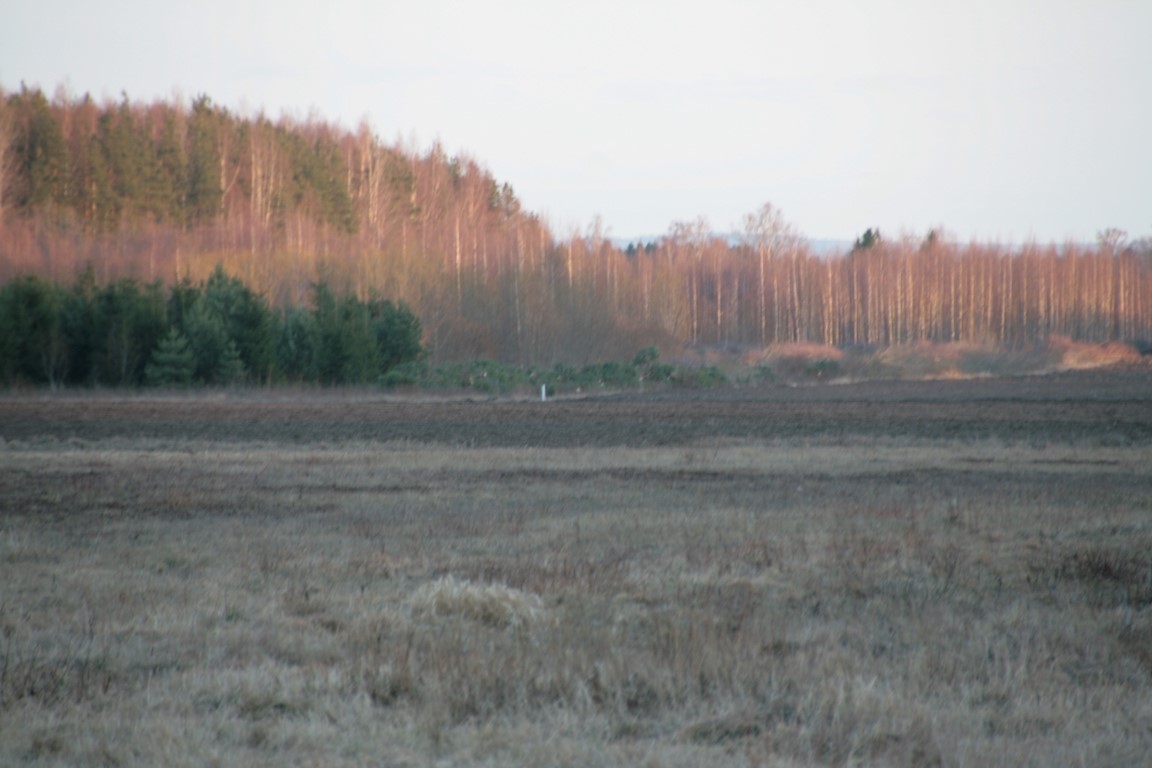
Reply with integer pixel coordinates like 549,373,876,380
2,368,1149,446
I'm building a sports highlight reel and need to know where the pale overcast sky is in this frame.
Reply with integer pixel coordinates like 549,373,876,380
3,0,1150,243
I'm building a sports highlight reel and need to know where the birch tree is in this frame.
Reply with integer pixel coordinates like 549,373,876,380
740,203,798,344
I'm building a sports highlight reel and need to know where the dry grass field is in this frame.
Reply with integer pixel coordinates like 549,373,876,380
1,370,1151,766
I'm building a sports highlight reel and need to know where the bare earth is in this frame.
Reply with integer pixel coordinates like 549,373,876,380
1,369,1150,766
3,369,1151,447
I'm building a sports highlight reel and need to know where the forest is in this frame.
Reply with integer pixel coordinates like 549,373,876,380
1,84,1150,373
0,267,423,387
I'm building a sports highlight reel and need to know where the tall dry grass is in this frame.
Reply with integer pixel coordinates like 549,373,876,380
1,436,1150,765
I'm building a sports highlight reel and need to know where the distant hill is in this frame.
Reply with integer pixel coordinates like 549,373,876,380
612,235,851,256
807,238,853,256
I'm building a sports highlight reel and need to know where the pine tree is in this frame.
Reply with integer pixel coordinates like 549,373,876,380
854,228,882,251
0,275,68,386
92,279,167,386
182,299,230,384
187,96,224,223
155,108,188,225
200,266,275,381
145,329,195,386
215,339,246,384
276,306,318,382
369,297,424,374
12,86,68,209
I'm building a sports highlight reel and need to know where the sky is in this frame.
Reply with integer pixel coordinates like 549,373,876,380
3,0,1150,244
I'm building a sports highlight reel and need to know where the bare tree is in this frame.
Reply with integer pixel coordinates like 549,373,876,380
668,217,710,345
740,203,799,343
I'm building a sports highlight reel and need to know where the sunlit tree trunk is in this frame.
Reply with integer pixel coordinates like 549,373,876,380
454,213,462,303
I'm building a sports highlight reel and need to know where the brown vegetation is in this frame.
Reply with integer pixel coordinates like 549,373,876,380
1,372,1150,765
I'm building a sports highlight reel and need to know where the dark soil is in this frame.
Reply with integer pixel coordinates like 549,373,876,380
1,369,1149,447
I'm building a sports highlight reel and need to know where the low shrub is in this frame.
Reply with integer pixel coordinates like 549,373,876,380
379,350,729,394
670,365,728,388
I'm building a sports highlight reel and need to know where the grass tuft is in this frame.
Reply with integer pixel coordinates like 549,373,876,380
408,575,545,629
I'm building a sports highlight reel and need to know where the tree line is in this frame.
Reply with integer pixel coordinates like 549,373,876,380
0,266,423,388
1,85,1150,366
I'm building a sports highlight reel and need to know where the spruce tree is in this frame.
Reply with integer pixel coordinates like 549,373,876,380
145,329,195,386
215,339,246,384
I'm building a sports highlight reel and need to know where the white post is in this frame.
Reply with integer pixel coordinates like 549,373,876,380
541,384,547,402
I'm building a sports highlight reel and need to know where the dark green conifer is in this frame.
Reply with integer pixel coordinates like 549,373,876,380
144,329,195,386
